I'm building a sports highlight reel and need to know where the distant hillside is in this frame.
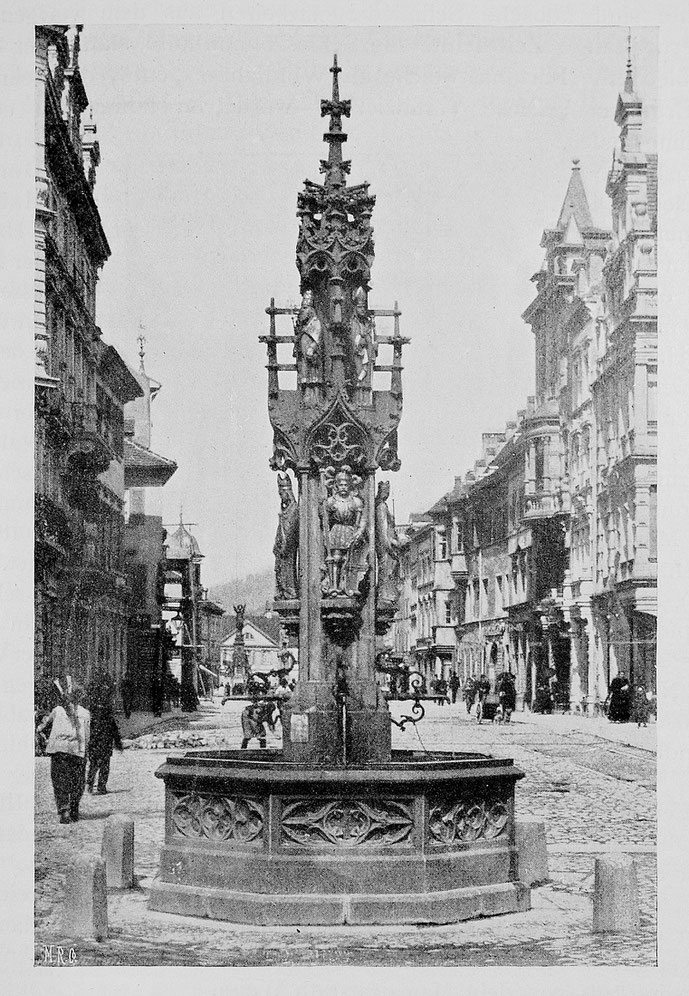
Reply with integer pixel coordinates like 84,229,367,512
208,570,275,615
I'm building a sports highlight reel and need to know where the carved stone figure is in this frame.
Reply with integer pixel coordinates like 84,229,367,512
273,472,299,599
294,290,322,402
321,465,367,595
233,604,246,635
375,480,400,609
349,286,376,393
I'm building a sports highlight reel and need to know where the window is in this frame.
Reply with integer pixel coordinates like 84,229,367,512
534,439,545,490
649,486,657,560
445,601,452,625
496,576,504,612
647,369,657,425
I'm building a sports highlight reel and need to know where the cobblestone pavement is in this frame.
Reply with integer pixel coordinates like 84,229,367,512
34,702,656,967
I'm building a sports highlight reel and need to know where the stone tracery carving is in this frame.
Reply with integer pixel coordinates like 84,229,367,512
281,797,413,847
171,792,265,843
312,420,367,468
428,797,509,844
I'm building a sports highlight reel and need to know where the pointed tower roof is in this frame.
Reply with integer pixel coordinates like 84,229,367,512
319,53,352,190
556,160,594,231
166,513,203,560
613,32,643,152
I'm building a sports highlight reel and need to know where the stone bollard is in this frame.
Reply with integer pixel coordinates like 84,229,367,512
63,854,108,940
101,815,135,889
515,819,549,886
592,853,640,933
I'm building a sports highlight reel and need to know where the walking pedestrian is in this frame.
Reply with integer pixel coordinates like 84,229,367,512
36,677,90,824
475,673,491,724
436,675,448,706
87,699,123,794
449,671,460,705
463,677,477,714
606,672,631,723
497,671,517,723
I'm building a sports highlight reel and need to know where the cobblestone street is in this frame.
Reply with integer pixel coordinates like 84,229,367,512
34,702,656,967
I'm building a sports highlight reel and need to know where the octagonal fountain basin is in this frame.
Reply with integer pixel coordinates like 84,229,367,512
149,749,531,926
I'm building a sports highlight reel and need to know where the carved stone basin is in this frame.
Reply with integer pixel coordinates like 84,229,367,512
149,749,531,925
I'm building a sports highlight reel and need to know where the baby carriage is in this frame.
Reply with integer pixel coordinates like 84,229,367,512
476,692,500,724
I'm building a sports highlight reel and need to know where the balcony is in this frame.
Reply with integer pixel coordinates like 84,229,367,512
522,489,570,521
432,625,456,649
450,552,469,583
65,403,112,474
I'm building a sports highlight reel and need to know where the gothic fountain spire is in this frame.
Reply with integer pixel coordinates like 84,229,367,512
150,53,529,932
320,54,351,190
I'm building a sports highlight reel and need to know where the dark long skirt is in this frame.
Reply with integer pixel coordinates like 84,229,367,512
608,689,631,722
50,752,86,820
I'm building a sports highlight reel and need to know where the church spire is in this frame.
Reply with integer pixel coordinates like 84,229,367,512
320,54,352,189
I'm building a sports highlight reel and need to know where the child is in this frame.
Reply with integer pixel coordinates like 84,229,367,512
240,702,267,749
632,683,652,728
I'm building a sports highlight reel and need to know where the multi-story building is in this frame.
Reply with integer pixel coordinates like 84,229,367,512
197,594,226,690
34,24,143,692
524,57,657,707
392,513,454,690
393,56,657,713
122,342,178,712
163,518,207,710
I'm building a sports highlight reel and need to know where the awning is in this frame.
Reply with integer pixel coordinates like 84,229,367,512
198,663,218,677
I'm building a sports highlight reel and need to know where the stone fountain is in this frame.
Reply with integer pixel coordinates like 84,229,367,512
149,57,531,925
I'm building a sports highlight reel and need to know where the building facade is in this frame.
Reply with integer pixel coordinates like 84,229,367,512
393,58,657,712
198,595,226,690
163,519,208,710
34,25,143,693
122,344,178,712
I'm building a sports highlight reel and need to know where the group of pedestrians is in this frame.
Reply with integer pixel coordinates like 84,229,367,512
606,673,655,727
36,674,123,824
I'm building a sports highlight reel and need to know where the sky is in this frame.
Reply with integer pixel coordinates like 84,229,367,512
76,24,658,586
